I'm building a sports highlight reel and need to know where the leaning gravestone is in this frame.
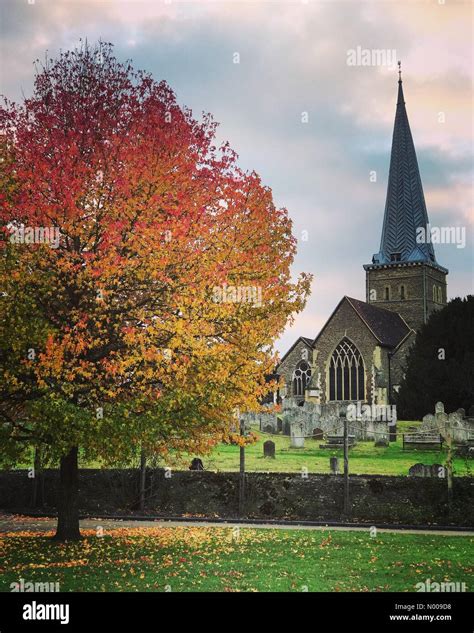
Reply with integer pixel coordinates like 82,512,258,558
408,463,429,477
431,464,445,478
263,440,276,459
408,463,445,478
330,456,339,474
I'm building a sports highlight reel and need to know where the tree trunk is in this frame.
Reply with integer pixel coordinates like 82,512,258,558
53,446,82,541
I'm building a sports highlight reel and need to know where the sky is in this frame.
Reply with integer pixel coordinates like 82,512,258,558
1,0,472,354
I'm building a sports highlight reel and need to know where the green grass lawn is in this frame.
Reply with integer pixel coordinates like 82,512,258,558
0,526,472,592
173,427,471,476
9,421,472,477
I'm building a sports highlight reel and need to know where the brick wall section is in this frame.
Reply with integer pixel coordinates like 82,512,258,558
366,263,447,331
1,470,472,526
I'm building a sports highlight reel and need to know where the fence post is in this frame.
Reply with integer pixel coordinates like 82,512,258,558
239,418,246,516
341,411,351,516
139,448,146,512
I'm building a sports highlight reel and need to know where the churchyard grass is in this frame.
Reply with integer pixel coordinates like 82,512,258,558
1,526,472,592
10,422,472,476
177,429,471,476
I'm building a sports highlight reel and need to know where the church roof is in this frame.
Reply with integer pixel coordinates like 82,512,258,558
311,296,412,350
368,72,447,273
345,297,412,348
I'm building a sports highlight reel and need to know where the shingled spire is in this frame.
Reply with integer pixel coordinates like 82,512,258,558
364,67,448,331
371,65,439,267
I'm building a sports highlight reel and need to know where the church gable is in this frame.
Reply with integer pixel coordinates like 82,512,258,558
277,336,313,401
310,298,386,404
312,297,380,374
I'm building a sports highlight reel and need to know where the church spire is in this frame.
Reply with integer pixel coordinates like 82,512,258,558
371,67,440,267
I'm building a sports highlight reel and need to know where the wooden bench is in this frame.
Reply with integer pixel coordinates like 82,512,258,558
319,435,356,449
402,433,443,450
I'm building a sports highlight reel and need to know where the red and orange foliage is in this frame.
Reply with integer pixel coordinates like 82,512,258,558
0,42,310,464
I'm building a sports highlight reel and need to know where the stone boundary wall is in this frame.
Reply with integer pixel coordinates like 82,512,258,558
0,470,473,526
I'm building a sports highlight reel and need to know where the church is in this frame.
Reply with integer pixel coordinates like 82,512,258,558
276,72,448,409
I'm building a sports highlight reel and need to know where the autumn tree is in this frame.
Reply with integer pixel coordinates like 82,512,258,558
0,42,310,540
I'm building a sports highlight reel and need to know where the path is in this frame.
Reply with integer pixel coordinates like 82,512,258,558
0,513,472,536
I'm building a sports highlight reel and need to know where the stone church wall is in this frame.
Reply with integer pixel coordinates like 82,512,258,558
366,264,447,331
311,299,380,404
277,339,312,398
1,469,472,526
390,332,414,396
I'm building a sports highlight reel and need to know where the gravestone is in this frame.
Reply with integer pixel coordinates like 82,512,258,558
263,440,275,459
408,463,428,477
435,401,445,414
264,424,274,434
330,456,339,474
189,458,204,471
431,464,445,478
375,438,389,448
389,424,397,443
277,418,283,433
408,463,445,478
290,420,305,448
312,427,324,440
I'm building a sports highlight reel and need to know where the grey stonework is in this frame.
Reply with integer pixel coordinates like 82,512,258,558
312,299,389,405
277,338,313,402
1,469,472,526
421,402,474,446
366,262,447,331
252,399,389,442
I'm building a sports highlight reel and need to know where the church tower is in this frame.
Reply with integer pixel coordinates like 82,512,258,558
364,66,448,331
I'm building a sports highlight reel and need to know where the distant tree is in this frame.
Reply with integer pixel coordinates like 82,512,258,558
0,42,310,540
396,296,474,419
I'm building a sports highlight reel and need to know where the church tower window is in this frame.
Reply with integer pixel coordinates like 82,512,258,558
292,361,311,397
400,285,406,300
329,338,365,401
433,284,437,302
385,286,390,301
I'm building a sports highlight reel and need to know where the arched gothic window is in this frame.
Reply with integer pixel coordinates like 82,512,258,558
292,361,311,397
329,338,365,401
